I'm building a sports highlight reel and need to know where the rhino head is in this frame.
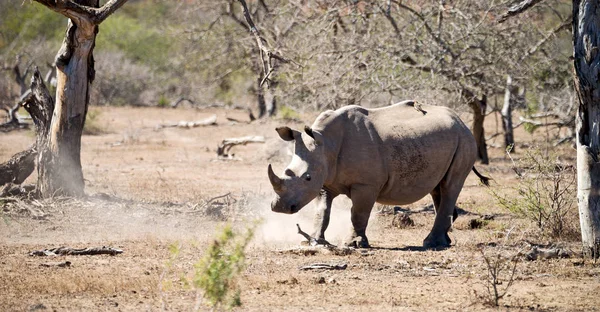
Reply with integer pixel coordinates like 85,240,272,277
268,126,326,214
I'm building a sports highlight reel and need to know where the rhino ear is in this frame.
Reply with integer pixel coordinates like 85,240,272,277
276,127,295,141
304,126,323,146
304,126,314,138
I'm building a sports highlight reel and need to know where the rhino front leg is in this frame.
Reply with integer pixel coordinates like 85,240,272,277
345,185,378,248
312,189,336,244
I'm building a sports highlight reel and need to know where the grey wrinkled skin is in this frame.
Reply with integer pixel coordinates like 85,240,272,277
268,101,478,249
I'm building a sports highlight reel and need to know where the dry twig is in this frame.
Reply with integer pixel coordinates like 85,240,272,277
29,246,123,256
299,263,348,271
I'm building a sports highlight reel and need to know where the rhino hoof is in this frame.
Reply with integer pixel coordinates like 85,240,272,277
345,236,370,248
423,233,451,250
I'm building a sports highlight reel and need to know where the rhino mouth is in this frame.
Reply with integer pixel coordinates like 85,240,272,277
271,200,301,214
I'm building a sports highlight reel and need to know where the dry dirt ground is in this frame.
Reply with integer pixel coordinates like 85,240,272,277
0,106,599,311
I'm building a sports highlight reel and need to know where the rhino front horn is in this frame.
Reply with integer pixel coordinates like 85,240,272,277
268,164,283,191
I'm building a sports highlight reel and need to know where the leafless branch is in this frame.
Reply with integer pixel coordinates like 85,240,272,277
519,15,571,62
391,0,456,59
236,0,299,87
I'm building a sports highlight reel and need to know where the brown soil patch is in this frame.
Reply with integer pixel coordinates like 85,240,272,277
0,106,598,311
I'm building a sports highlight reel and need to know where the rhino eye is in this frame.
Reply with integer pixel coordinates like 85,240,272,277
305,174,311,181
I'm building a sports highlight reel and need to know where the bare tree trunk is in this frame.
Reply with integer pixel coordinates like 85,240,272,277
36,0,98,197
256,75,267,118
502,75,516,151
32,0,128,197
465,90,489,164
0,69,54,188
573,0,600,258
266,79,277,117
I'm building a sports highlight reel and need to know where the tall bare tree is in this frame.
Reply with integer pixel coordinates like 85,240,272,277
0,0,129,197
33,0,128,197
573,0,600,258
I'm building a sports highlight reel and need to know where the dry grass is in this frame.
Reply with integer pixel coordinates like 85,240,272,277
0,106,598,311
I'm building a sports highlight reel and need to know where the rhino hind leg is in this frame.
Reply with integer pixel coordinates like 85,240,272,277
424,162,471,249
424,185,452,249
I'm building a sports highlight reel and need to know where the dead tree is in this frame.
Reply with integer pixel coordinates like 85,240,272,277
502,76,517,151
465,90,489,165
0,0,128,197
573,0,600,258
232,0,293,118
30,0,128,197
0,69,54,189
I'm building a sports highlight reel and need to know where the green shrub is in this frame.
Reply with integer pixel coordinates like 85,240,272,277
194,224,255,309
491,148,579,240
157,95,169,108
278,105,299,121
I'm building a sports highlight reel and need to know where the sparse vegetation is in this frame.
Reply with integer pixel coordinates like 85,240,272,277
193,224,255,309
491,147,579,240
477,247,521,307
277,105,300,121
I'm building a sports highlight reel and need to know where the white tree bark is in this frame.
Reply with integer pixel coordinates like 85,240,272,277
502,75,516,150
573,0,600,258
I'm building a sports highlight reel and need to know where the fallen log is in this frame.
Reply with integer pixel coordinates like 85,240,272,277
0,147,36,185
217,135,265,157
0,183,36,197
524,246,573,261
299,263,348,271
155,115,217,129
29,246,123,256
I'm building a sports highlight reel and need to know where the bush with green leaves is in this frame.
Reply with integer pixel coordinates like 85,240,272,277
491,148,579,240
194,224,255,309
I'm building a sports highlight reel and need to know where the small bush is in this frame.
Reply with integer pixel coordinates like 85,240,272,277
477,247,520,307
194,224,255,309
157,95,169,108
491,147,579,240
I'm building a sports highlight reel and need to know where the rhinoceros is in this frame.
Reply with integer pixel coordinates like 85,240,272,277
267,101,489,249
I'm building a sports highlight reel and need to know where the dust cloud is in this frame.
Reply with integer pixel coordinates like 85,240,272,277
251,195,381,248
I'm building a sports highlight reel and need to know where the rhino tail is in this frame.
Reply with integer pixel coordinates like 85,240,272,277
472,166,491,186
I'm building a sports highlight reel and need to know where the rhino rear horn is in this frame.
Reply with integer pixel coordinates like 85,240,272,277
304,126,314,138
268,164,283,191
304,126,323,146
